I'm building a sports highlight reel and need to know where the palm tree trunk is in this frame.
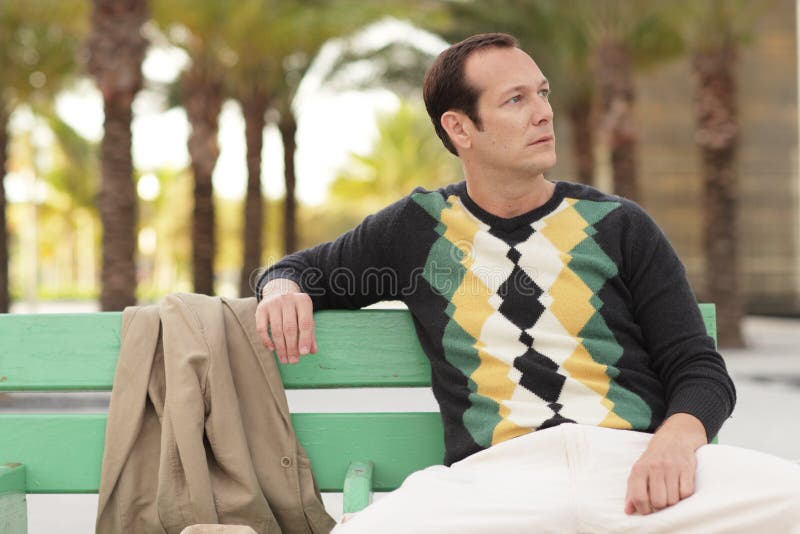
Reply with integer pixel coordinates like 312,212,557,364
239,90,268,297
693,42,744,348
593,38,640,202
183,61,223,296
567,93,594,185
280,111,298,254
88,0,147,311
0,106,9,313
99,97,139,310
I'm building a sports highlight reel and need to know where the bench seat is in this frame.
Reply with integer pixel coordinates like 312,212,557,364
0,305,717,533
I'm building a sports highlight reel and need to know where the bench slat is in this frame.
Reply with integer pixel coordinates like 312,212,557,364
0,412,444,493
0,309,430,391
0,306,716,391
280,310,430,388
0,313,122,391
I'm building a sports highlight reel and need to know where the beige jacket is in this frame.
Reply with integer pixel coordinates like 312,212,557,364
96,293,335,534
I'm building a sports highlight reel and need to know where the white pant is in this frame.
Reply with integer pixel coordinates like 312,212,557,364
334,424,800,533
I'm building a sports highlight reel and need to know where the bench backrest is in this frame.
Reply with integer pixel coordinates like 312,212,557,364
0,305,717,494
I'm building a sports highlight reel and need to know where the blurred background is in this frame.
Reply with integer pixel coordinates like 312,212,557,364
2,0,800,350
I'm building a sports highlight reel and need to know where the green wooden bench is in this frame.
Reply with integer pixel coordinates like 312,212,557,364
0,305,717,533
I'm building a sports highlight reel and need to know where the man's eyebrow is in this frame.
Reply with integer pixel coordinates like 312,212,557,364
501,80,549,96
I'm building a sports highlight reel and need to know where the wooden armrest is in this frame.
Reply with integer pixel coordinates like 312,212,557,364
0,464,28,534
343,460,374,515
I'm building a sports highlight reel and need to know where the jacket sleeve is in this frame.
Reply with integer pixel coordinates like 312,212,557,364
255,195,409,310
621,201,736,442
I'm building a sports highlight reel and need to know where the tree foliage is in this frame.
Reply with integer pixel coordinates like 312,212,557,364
330,100,460,215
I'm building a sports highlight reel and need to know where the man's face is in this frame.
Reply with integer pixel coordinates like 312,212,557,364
462,46,556,177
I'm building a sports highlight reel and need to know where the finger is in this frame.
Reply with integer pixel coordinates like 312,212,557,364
311,336,318,354
625,469,651,515
679,468,696,500
281,297,300,364
268,305,288,364
648,469,668,511
255,303,274,351
624,496,637,516
665,469,682,507
295,294,315,357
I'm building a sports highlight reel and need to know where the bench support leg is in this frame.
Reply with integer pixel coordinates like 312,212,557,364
0,464,27,534
343,460,373,515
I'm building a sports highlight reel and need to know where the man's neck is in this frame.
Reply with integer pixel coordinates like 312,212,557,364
464,173,555,219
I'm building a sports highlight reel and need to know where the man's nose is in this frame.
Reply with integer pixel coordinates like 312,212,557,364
531,103,553,126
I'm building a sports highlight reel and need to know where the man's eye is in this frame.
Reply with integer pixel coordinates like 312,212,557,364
538,88,551,99
508,95,522,104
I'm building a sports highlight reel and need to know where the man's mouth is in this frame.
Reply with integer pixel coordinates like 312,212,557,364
530,135,554,145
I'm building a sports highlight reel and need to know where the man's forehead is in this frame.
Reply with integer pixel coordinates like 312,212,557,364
465,46,546,94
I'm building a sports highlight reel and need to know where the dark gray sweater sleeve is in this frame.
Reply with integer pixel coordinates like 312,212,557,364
622,201,736,441
255,195,409,310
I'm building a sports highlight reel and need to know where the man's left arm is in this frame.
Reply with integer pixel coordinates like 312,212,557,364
620,202,736,515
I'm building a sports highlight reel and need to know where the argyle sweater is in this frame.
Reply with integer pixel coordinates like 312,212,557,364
257,181,736,466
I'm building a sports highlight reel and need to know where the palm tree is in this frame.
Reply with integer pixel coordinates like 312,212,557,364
88,0,148,310
573,0,682,202
272,3,443,255
0,114,7,310
223,0,286,296
182,57,224,296
683,0,766,347
0,102,8,313
152,0,230,296
0,0,87,312
238,83,270,296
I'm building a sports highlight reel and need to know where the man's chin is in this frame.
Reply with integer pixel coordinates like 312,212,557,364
530,153,557,174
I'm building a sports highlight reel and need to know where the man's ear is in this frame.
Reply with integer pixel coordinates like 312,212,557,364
441,110,471,151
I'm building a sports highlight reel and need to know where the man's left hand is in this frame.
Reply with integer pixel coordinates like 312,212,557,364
624,413,707,515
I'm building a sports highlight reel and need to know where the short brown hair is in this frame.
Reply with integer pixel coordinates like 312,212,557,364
423,33,518,155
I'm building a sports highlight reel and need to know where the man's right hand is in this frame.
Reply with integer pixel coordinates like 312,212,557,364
255,278,318,364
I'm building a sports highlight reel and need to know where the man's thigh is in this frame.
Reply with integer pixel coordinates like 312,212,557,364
333,425,577,534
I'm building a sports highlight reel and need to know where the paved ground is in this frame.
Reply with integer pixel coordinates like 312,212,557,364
5,302,799,533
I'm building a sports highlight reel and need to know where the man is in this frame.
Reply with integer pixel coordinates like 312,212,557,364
255,33,800,532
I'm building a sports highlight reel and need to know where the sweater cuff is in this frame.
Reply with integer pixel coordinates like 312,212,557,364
665,383,733,442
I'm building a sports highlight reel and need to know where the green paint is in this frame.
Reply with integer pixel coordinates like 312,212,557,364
0,309,435,391
0,492,27,534
0,464,26,496
0,413,445,493
342,461,373,513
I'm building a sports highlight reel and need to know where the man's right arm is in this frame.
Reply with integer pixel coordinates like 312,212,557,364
253,194,411,363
